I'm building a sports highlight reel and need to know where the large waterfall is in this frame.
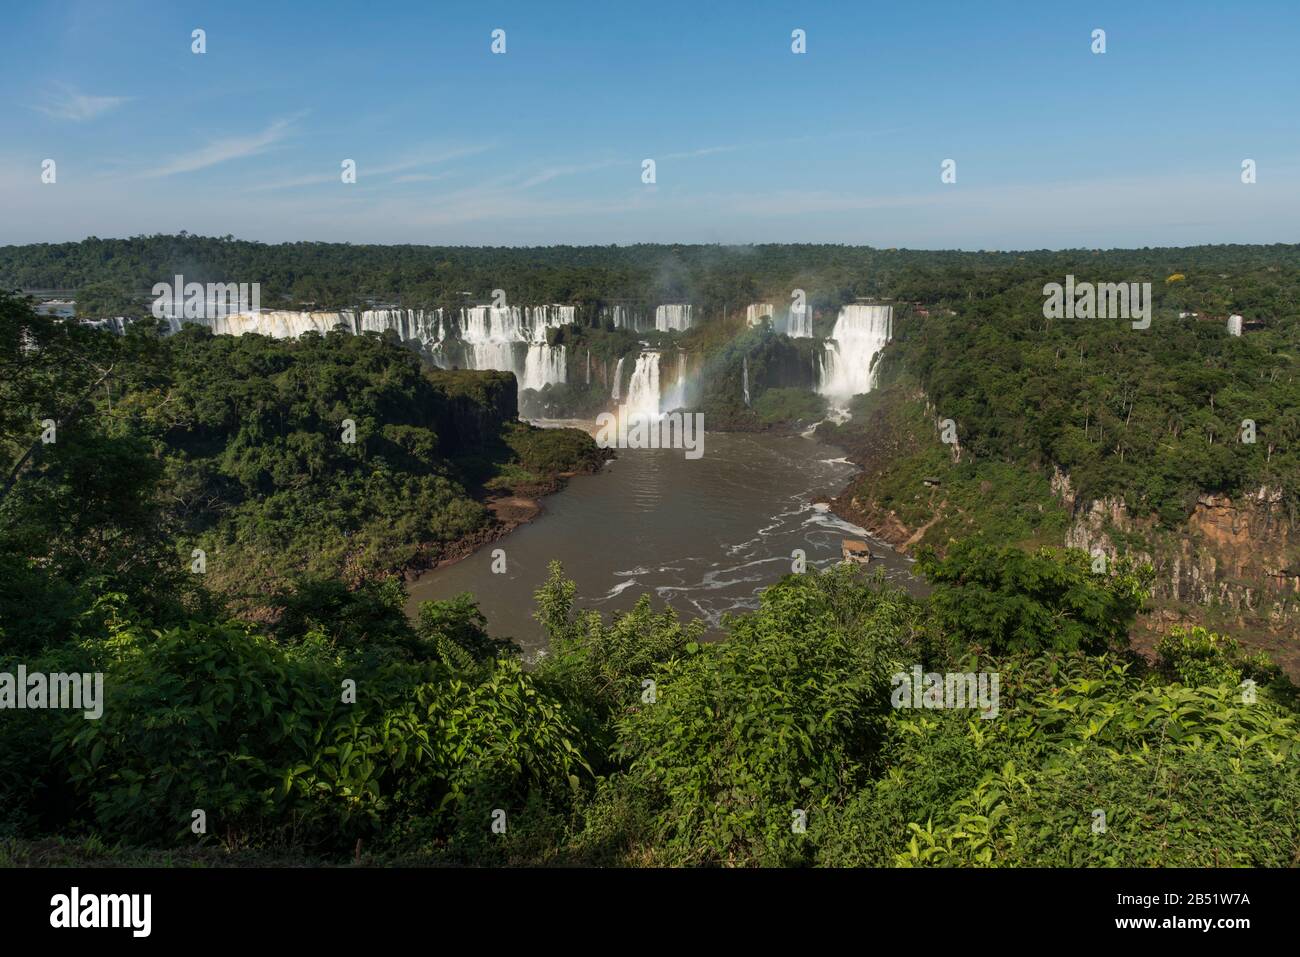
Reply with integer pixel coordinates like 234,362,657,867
170,304,574,390
198,309,444,342
655,304,693,332
457,305,573,389
817,304,893,402
624,352,662,418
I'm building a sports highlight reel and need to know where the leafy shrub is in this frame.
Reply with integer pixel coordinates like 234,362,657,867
605,566,916,865
918,540,1152,658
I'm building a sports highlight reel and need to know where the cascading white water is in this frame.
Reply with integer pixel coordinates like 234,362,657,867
190,308,452,365
655,304,693,332
742,356,750,406
456,305,574,388
624,352,661,418
817,304,893,402
521,344,568,391
606,305,649,332
746,303,774,327
200,310,356,338
786,304,813,338
611,356,625,400
358,308,446,351
186,303,575,388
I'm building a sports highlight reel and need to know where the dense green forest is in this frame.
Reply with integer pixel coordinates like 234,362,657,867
8,235,1296,511
5,234,1298,321
0,292,606,642
2,286,1298,866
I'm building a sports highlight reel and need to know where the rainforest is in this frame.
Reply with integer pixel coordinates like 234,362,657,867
2,236,1297,868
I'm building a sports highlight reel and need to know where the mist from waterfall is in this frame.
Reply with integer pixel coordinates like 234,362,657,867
817,304,893,402
660,350,692,411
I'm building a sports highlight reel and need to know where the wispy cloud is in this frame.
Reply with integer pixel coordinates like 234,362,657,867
142,115,302,178
661,145,737,161
244,144,488,192
516,146,737,189
390,172,451,184
32,86,130,121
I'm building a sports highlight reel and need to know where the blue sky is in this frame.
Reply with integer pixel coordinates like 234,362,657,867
3,0,1298,249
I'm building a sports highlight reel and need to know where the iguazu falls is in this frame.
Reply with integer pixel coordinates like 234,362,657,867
3,0,1297,916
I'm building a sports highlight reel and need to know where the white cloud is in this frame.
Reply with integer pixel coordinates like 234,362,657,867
32,87,130,121
243,144,488,192
141,116,301,178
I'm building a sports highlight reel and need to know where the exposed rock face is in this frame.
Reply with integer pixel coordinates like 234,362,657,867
1056,468,1299,625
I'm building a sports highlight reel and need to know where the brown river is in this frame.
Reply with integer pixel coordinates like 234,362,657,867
407,426,924,656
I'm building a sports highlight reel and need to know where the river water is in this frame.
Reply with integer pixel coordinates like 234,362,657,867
407,427,923,655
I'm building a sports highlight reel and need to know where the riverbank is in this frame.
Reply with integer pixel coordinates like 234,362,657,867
405,466,607,580
407,426,925,651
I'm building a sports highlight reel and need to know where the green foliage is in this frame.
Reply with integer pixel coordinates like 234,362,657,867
603,566,917,865
818,654,1300,867
752,387,827,425
1,293,601,631
415,592,520,668
918,540,1153,657
1153,624,1283,689
533,560,703,729
820,382,1071,550
37,617,591,849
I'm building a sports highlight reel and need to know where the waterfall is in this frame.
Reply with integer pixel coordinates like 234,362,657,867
606,305,648,332
624,352,661,418
786,304,813,338
742,356,751,407
357,308,445,348
817,304,893,402
586,349,591,385
746,303,774,327
655,304,693,332
456,305,575,389
611,356,625,400
198,309,355,338
521,344,567,391
180,307,454,362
